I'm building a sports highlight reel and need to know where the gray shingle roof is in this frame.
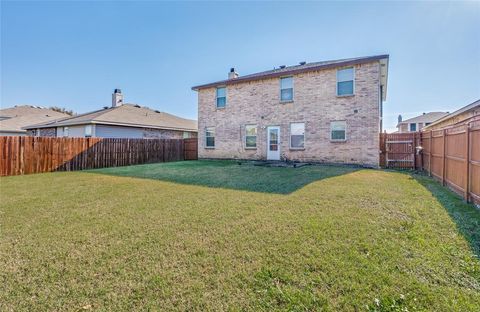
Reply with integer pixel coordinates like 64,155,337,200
0,105,70,133
192,54,389,91
398,112,450,125
24,104,197,132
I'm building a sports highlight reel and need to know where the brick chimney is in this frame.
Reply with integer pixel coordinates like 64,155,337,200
228,68,239,79
112,89,123,107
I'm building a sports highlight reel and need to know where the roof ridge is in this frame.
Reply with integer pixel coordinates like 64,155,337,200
192,54,389,90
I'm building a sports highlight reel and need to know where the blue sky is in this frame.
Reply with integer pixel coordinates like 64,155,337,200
1,1,479,132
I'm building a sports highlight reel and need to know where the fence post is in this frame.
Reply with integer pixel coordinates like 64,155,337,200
442,128,446,186
465,124,470,202
429,130,432,176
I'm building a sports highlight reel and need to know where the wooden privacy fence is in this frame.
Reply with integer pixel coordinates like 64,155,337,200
184,138,198,161
0,136,198,176
421,118,480,205
379,132,422,169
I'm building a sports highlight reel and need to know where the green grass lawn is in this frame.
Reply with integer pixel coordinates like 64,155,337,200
1,160,479,311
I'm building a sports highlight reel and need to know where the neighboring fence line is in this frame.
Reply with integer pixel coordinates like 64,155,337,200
0,136,198,176
421,118,480,205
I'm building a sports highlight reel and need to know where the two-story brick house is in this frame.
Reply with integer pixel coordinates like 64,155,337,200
192,55,389,167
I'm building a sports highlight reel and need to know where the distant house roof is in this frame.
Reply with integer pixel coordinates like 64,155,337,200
0,105,70,134
24,104,198,132
397,112,450,128
422,99,480,130
192,54,389,100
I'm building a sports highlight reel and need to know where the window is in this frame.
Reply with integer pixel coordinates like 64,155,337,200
330,121,346,141
290,122,305,148
85,125,92,137
183,132,191,139
245,125,257,148
409,123,417,132
63,127,69,137
205,127,215,148
216,87,226,108
280,77,293,102
425,122,431,126
337,67,354,96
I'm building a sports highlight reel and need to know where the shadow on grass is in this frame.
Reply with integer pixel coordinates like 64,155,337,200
413,173,480,258
87,160,359,195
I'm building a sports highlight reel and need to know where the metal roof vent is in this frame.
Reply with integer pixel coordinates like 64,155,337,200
299,61,306,65
134,104,141,108
279,65,286,69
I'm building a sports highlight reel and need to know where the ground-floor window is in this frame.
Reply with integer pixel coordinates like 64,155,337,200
205,127,215,148
330,121,346,141
85,125,93,137
290,122,305,149
245,125,257,148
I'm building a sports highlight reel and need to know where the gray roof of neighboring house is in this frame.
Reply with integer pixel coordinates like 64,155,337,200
422,99,480,130
24,104,198,132
0,105,70,134
192,54,389,100
397,112,450,127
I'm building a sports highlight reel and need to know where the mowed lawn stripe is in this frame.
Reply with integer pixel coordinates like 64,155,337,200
1,161,479,311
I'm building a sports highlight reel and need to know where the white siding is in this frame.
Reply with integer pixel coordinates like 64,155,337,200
0,131,26,136
94,125,144,138
56,125,86,137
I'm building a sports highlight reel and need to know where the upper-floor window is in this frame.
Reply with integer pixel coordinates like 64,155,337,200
425,122,431,126
280,77,293,102
330,121,347,141
245,125,257,148
409,123,417,132
205,127,215,148
337,67,354,96
63,127,69,137
290,122,305,149
216,87,226,108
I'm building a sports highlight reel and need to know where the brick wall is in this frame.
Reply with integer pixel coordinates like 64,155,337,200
197,61,382,166
27,127,56,137
143,128,197,139
425,106,480,130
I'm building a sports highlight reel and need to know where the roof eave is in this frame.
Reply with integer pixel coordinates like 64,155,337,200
192,54,390,91
24,120,198,132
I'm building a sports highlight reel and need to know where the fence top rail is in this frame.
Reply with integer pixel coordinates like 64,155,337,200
386,140,413,144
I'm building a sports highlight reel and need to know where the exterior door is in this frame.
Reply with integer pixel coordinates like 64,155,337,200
267,126,280,160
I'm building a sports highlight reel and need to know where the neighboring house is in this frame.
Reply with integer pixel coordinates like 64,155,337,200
24,90,197,139
0,105,70,136
396,112,449,133
192,55,389,166
422,99,480,130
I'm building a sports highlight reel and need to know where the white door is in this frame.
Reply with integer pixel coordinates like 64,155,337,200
267,126,280,160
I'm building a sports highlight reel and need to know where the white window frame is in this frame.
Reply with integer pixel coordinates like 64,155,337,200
336,67,355,96
280,76,294,102
289,122,305,149
216,87,226,109
330,121,347,142
63,127,69,137
205,127,215,148
409,123,417,132
245,124,257,149
85,125,93,137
